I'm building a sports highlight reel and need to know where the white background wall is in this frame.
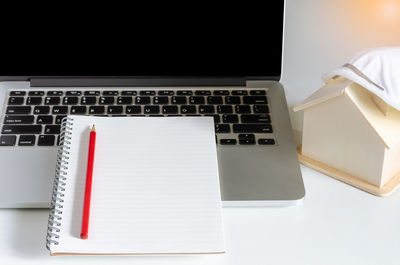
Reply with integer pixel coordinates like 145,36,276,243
282,0,400,143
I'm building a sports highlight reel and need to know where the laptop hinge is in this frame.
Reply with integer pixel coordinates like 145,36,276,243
29,77,246,87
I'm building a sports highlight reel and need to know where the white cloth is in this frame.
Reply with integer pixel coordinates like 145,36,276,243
323,47,400,111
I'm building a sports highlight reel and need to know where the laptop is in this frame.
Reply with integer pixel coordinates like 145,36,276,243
0,2,304,207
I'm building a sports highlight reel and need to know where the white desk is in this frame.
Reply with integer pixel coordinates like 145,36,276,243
1,165,400,265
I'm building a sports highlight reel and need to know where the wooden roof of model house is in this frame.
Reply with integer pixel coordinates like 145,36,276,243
294,77,400,149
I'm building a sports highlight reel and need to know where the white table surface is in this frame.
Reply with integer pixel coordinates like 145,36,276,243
1,165,400,265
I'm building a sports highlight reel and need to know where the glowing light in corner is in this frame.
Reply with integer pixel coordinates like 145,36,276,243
380,0,400,22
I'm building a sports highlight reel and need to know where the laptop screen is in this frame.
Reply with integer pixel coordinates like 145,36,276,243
0,3,284,79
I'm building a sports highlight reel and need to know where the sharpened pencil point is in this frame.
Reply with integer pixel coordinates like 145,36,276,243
91,124,96,132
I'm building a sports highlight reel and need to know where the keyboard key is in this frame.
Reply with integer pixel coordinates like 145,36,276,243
171,96,186,104
70,106,87,114
33,106,50,114
66,91,82,96
207,96,223,104
121,91,137,96
26,97,42,105
47,91,63,96
177,90,193,95
189,96,205,104
232,90,248,95
233,124,273,133
153,96,168,104
250,90,266,95
117,96,133,104
0,135,16,146
258,139,275,145
99,96,115,105
239,134,255,140
222,114,238,123
162,105,178,114
220,139,237,145
135,96,150,104
239,134,256,145
29,91,45,96
84,91,100,96
167,115,182,117
62,96,79,105
10,91,26,96
89,106,105,114
126,106,142,114
38,135,55,146
215,124,230,133
37,115,53,124
199,105,215,114
140,90,155,96
81,96,97,105
214,90,229,95
235,105,251,114
52,106,68,114
45,97,60,105
6,106,31,114
4,115,34,124
180,105,196,114
195,90,211,95
103,91,119,96
2,125,42,134
150,115,164,117
18,135,36,146
243,96,267,104
8,97,24,105
217,105,233,114
241,114,271,123
107,106,123,114
55,115,67,124
44,125,61,134
144,106,160,114
253,105,269,113
205,114,220,123
224,96,241,104
158,90,174,96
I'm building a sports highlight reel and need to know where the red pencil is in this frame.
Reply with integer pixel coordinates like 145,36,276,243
80,124,96,239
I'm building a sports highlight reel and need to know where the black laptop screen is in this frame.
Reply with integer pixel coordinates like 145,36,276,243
0,3,284,79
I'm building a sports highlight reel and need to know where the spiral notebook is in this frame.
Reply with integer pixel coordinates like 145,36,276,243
46,116,224,256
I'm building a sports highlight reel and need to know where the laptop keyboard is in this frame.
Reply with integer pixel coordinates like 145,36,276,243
1,89,275,147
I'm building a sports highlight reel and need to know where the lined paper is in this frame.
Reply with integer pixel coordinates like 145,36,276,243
50,116,224,255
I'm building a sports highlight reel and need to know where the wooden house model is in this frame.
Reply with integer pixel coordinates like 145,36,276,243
294,77,400,196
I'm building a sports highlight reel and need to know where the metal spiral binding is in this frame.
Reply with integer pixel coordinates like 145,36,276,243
46,117,74,250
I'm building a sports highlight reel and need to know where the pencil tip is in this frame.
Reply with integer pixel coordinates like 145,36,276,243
91,124,96,132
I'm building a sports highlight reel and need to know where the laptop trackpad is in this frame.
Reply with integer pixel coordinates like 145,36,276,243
0,148,56,207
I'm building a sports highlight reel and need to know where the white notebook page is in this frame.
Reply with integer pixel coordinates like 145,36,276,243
51,116,224,255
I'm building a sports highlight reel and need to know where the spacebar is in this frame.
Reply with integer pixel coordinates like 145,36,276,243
233,124,273,133
1,125,42,134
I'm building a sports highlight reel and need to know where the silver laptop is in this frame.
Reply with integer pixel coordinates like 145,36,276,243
0,2,304,207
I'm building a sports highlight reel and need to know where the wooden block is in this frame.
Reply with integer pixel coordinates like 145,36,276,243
297,145,400,197
372,94,389,116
